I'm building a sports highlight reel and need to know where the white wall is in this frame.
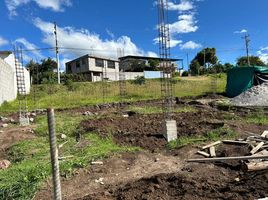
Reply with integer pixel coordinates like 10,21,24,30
124,72,143,80
0,58,16,105
0,52,31,105
2,53,31,95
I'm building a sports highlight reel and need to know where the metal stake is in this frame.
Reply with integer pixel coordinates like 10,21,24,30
47,108,62,200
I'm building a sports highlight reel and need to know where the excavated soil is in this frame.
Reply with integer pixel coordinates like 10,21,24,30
80,110,225,151
34,97,268,200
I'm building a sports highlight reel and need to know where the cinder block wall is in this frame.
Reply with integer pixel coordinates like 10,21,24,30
0,58,16,105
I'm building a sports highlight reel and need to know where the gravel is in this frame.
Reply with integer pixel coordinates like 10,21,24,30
231,83,268,106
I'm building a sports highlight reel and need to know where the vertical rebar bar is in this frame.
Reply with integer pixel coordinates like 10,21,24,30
47,108,62,200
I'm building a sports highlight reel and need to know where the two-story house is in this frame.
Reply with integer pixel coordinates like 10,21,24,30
65,55,119,82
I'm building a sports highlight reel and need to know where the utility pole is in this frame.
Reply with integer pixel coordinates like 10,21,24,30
243,34,250,66
186,53,189,69
54,22,61,84
203,49,206,68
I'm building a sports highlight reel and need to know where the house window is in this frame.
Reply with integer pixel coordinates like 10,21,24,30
95,58,104,67
82,58,86,65
67,64,72,72
107,60,115,69
76,61,80,68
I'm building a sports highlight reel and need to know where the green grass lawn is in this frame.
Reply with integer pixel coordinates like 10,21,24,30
0,74,227,114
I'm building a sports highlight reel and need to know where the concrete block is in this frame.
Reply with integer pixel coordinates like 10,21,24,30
164,120,177,142
20,117,29,126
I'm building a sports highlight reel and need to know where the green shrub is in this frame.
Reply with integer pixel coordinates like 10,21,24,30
182,71,189,77
132,76,146,85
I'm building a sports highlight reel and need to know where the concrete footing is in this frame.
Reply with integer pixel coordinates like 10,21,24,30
19,117,29,126
164,120,177,142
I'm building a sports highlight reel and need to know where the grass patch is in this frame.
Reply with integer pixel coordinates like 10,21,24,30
0,112,139,199
0,75,227,114
168,126,237,149
128,105,197,114
245,112,268,125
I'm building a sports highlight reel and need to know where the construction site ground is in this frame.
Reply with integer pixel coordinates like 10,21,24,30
1,95,268,200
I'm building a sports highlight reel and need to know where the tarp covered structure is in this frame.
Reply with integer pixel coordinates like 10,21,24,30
226,66,268,97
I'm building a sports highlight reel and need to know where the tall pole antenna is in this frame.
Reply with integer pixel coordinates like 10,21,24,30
243,34,250,66
54,22,61,84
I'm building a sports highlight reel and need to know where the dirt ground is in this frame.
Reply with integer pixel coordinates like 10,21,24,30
80,106,225,151
0,126,35,160
2,96,268,200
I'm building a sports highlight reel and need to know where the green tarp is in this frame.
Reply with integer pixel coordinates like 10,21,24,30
226,66,268,98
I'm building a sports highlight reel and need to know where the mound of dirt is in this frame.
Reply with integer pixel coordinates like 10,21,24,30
111,170,268,200
80,110,225,151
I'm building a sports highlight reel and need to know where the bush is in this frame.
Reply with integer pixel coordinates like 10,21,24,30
132,76,146,85
182,71,189,77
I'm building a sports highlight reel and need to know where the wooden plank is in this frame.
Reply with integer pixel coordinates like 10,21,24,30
222,140,249,145
209,146,216,157
242,161,268,172
250,142,265,155
187,155,268,163
261,130,268,138
202,141,221,150
197,151,210,157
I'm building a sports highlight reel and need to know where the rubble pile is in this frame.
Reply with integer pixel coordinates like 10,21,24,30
232,83,268,106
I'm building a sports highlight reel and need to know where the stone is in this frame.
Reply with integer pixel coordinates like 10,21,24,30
83,111,94,116
60,134,67,139
29,118,34,123
1,123,8,128
0,160,11,169
0,117,8,122
95,177,104,184
91,161,103,165
9,118,15,123
31,113,37,117
235,177,240,182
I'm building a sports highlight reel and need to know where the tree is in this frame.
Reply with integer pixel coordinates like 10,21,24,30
223,63,234,72
189,59,201,75
237,56,266,66
193,48,218,67
26,58,58,84
148,59,160,70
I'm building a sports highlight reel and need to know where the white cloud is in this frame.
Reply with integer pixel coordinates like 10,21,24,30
5,0,72,17
234,29,248,34
33,18,158,69
154,0,200,48
180,40,202,49
167,0,194,11
153,37,182,48
15,38,44,59
0,36,9,47
146,51,158,57
257,47,268,64
169,14,198,34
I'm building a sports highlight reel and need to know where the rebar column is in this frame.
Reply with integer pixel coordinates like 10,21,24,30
47,108,62,200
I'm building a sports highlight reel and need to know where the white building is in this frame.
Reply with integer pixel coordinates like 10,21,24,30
0,51,30,105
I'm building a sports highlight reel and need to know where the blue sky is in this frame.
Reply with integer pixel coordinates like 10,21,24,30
0,0,268,70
